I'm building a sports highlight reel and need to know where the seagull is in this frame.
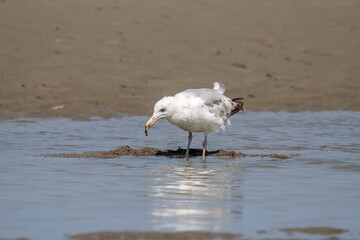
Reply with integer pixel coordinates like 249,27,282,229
145,82,245,162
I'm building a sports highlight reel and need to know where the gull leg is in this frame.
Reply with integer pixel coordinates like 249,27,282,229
202,134,208,163
185,132,192,161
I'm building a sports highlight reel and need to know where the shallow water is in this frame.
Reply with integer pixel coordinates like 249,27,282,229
0,111,360,240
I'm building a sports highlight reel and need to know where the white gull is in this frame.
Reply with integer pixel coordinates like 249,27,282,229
145,82,245,162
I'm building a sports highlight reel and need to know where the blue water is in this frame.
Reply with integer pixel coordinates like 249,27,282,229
0,111,360,239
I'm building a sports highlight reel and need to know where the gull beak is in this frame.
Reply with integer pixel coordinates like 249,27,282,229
145,114,164,136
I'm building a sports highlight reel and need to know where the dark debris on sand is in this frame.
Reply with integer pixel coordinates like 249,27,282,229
280,227,349,235
42,146,289,160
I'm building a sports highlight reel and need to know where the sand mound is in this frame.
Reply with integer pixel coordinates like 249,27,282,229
42,146,289,159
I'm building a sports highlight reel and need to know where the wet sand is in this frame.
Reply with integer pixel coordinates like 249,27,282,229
43,146,289,159
1,0,360,119
280,227,348,236
69,227,349,240
70,231,243,240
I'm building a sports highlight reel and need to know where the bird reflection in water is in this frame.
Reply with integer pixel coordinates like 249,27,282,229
146,162,244,232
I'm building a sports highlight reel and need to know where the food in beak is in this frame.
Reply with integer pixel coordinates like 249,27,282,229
144,114,163,136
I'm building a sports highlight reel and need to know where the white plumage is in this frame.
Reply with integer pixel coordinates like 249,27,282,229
145,82,244,162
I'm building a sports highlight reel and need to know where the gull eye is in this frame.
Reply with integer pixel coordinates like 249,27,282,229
160,108,166,113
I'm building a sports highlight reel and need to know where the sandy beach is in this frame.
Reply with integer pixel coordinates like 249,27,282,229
1,0,359,120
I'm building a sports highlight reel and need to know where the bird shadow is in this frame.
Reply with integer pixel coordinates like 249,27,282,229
155,147,217,157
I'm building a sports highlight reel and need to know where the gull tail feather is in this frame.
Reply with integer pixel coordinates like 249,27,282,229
231,97,245,116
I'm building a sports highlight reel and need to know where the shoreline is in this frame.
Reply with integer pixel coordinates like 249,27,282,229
1,108,359,121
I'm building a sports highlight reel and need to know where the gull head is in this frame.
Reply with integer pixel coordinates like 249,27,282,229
145,97,174,136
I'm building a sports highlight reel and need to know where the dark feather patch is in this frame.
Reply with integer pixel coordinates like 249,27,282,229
231,97,245,115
